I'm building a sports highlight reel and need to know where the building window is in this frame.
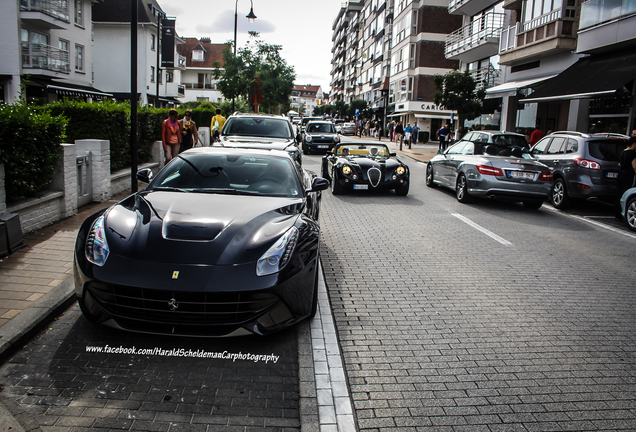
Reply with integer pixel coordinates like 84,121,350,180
192,50,204,61
75,0,83,26
158,69,162,83
151,66,155,82
167,71,174,82
75,44,84,71
151,34,155,50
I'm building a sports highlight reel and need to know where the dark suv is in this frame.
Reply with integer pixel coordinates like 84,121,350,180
219,113,303,164
530,131,628,208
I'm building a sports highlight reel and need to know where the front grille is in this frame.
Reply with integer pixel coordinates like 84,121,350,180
367,167,381,187
311,136,334,144
87,282,279,325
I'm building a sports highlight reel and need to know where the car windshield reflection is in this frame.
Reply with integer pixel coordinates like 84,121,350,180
149,153,302,198
337,145,390,158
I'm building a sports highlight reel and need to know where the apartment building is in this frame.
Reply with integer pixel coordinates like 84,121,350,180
177,38,228,104
479,0,636,134
291,85,324,116
331,0,461,138
92,0,185,106
1,0,109,104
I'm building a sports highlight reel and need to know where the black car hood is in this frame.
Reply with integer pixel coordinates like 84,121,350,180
346,156,401,169
103,192,303,266
220,136,293,151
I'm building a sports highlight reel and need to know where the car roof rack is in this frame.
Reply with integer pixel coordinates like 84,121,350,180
589,132,629,139
551,131,589,137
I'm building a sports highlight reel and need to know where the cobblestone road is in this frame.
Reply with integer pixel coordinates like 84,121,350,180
304,149,636,432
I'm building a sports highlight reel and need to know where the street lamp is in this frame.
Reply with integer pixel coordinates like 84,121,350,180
233,0,257,112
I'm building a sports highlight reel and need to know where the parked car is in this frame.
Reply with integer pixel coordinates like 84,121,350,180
302,121,340,154
457,130,529,148
334,119,345,134
619,187,636,231
340,122,356,135
74,147,329,337
218,113,303,164
321,143,410,195
426,138,553,208
529,131,628,208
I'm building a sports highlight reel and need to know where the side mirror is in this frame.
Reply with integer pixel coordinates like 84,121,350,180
136,168,153,183
390,152,397,157
437,149,445,155
307,177,329,192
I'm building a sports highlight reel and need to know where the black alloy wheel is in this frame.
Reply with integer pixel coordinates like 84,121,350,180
426,164,437,188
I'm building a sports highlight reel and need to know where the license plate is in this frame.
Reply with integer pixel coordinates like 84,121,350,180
318,145,329,149
606,172,618,178
509,171,535,180
354,184,368,190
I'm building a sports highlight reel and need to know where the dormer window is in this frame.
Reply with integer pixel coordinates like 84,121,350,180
192,50,204,61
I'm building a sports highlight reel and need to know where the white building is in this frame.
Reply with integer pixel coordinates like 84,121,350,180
291,85,324,116
92,0,185,106
177,38,227,104
1,0,108,104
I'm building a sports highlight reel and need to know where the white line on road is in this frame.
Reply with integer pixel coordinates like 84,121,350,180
452,213,513,246
543,206,636,240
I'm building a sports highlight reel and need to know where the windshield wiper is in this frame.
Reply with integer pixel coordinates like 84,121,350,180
151,186,188,193
191,188,260,195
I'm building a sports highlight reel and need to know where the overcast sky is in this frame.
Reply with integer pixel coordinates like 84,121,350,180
160,0,344,92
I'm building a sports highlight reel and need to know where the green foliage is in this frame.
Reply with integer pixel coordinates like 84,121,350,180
348,100,371,120
213,37,295,114
0,101,66,202
433,69,486,127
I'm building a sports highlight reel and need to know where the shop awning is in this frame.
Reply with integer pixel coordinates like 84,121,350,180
48,84,113,99
414,114,452,119
485,75,557,99
521,51,636,104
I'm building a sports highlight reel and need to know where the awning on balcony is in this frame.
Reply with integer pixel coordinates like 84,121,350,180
485,75,557,99
521,51,636,104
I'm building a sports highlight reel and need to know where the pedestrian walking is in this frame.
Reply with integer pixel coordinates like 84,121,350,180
395,121,404,148
438,123,449,151
210,108,226,143
404,123,412,148
530,122,545,146
615,136,636,220
162,109,182,162
179,110,198,153
412,122,419,144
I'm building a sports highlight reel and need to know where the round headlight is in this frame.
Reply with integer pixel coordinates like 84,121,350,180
306,135,313,142
334,136,340,143
396,166,406,175
342,165,352,175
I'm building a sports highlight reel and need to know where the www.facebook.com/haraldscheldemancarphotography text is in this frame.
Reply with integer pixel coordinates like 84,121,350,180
85,344,280,364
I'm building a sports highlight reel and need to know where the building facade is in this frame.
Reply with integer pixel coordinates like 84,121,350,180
1,0,109,104
92,0,185,106
177,38,228,104
291,85,324,116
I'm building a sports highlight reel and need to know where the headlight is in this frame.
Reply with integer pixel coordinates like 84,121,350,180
256,226,298,276
341,165,352,175
306,135,313,142
334,136,340,143
85,215,109,266
396,166,406,175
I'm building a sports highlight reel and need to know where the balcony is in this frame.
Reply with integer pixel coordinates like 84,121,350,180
21,43,70,75
20,0,69,29
445,12,504,62
183,83,217,90
498,8,578,65
448,0,502,16
577,0,636,53
470,64,501,90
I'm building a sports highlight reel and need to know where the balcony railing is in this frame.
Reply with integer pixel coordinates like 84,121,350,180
470,65,501,90
499,22,519,51
445,12,504,57
580,0,636,29
21,43,70,73
522,7,563,32
183,83,217,90
20,0,70,22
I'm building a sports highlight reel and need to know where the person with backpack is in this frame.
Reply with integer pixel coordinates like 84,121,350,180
210,108,226,143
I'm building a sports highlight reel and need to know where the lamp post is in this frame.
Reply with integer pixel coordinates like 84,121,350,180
233,0,257,113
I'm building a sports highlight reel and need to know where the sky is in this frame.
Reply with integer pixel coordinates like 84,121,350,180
160,0,345,92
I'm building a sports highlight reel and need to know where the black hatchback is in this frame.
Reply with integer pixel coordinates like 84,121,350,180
530,131,628,208
302,121,340,154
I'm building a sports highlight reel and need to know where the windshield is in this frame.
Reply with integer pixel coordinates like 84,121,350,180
149,153,302,198
307,123,335,133
337,144,390,158
223,117,292,139
492,134,528,148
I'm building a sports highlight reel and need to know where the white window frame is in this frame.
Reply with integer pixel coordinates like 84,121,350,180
75,44,84,72
75,0,83,26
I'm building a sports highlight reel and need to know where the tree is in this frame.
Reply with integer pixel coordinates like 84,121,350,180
433,69,485,128
213,38,296,114
348,99,371,120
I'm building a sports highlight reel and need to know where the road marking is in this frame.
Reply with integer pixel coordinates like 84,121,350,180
418,162,426,166
452,213,513,246
543,206,636,240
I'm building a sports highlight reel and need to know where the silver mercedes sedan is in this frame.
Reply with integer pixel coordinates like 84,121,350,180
426,138,554,209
